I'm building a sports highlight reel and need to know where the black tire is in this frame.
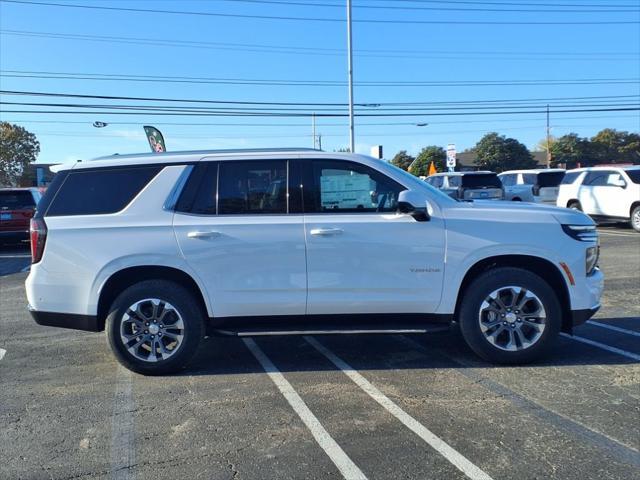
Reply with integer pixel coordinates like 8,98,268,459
630,205,640,233
458,267,562,364
567,201,582,211
106,280,205,375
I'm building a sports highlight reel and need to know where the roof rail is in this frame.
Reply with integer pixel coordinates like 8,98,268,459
92,147,323,161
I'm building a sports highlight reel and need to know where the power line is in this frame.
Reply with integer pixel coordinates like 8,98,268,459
2,70,638,87
2,107,638,118
3,113,638,127
3,29,637,57
3,29,638,62
219,0,640,12
3,89,638,108
1,0,638,24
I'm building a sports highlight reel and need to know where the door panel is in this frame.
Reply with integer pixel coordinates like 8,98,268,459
173,160,306,317
174,215,306,317
302,159,445,315
305,213,445,314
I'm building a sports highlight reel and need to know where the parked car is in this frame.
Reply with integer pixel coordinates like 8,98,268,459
0,188,41,245
499,169,565,204
556,166,640,232
425,171,504,200
27,149,602,374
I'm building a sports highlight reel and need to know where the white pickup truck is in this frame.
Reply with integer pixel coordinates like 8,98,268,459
499,169,566,204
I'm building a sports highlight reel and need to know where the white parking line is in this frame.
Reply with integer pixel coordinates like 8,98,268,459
0,348,6,361
561,333,640,361
587,320,640,338
305,336,494,480
243,338,367,480
597,231,637,237
110,365,135,480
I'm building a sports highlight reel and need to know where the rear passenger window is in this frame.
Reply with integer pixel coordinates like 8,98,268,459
218,161,287,215
448,176,461,188
46,166,161,216
561,171,581,184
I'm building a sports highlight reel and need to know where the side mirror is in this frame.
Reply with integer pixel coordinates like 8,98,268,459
397,190,430,222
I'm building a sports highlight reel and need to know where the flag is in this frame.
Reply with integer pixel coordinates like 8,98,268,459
143,126,166,153
428,161,437,176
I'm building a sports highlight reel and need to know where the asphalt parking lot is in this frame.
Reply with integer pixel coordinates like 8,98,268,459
0,226,638,480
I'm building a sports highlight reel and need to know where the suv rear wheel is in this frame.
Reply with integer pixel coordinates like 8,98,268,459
631,205,640,233
458,267,561,364
106,280,205,375
567,201,582,211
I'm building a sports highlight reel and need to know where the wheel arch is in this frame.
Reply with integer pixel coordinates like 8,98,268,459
567,199,581,208
454,255,573,333
630,201,640,217
96,266,209,331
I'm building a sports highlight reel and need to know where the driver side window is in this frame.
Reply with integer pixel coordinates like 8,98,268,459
309,160,404,213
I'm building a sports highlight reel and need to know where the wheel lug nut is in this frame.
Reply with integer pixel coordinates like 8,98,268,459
153,320,157,323
151,335,154,339
144,330,148,334
503,322,507,325
517,318,522,322
145,322,149,326
501,314,505,318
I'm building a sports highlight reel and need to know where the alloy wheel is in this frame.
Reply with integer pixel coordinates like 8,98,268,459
478,286,547,352
119,298,185,362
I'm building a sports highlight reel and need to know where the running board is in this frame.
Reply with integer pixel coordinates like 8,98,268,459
211,323,451,337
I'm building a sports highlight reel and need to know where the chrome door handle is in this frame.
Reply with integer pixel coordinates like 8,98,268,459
310,228,344,236
187,230,220,239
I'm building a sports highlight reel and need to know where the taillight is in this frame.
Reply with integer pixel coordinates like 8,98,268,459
30,218,47,264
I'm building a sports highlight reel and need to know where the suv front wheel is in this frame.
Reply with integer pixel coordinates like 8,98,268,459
106,280,205,375
458,267,561,364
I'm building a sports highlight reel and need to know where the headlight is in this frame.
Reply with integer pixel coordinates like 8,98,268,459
562,224,598,242
586,246,599,276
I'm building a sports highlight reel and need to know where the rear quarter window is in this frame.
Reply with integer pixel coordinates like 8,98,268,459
45,166,162,216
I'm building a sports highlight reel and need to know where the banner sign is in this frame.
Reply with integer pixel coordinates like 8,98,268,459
144,126,166,153
446,144,456,171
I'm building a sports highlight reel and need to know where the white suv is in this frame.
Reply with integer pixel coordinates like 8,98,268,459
26,149,603,374
556,166,640,232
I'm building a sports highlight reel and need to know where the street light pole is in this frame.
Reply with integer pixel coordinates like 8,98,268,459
347,0,355,153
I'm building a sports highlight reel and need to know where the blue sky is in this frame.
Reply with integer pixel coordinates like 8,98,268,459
0,0,639,164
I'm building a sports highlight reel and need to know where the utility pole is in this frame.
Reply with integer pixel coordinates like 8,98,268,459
347,0,355,153
546,104,551,168
312,112,316,149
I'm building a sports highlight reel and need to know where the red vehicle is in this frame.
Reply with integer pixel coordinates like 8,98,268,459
0,188,41,245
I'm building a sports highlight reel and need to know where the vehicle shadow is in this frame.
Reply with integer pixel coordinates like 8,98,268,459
180,317,639,377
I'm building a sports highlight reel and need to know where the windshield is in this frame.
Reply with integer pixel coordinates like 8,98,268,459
461,174,502,188
384,162,457,203
625,169,640,184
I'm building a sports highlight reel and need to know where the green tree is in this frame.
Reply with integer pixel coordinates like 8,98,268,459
410,146,446,176
390,150,415,171
591,129,640,164
549,133,596,168
473,132,535,172
0,122,40,187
